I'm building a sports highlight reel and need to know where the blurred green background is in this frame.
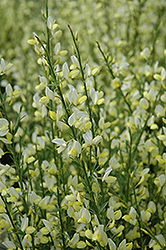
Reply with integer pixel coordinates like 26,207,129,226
0,0,165,90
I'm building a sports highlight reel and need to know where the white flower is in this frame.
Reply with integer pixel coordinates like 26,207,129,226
2,241,16,249
85,63,91,76
71,55,79,68
147,201,156,213
45,86,55,101
0,58,13,76
68,140,81,157
0,118,9,136
161,67,166,81
78,208,91,224
62,62,69,79
108,238,116,250
141,210,151,221
69,233,79,247
92,225,108,247
90,88,99,105
68,113,76,126
83,130,102,146
77,110,89,121
102,167,113,182
39,75,48,84
52,138,66,147
109,156,120,170
92,135,102,145
155,104,165,117
42,219,54,232
44,175,56,190
6,83,13,97
140,47,151,59
54,42,61,55
0,148,4,158
47,16,54,30
22,238,32,248
37,136,45,149
52,138,67,153
29,191,41,204
0,181,8,196
42,105,47,118
140,98,149,110
83,130,93,144
8,187,19,202
68,84,78,105
149,234,166,249
90,88,104,105
21,215,29,232
32,93,41,108
107,206,115,221
118,239,127,250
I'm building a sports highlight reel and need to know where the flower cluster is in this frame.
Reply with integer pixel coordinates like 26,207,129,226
0,0,166,249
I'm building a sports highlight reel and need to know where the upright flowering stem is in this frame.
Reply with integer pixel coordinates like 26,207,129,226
57,186,66,250
132,87,162,160
68,25,95,139
35,148,47,221
141,222,165,250
35,35,76,139
0,194,24,250
13,153,29,214
96,41,133,114
126,128,132,203
0,91,8,121
150,6,165,65
45,0,50,56
132,185,144,247
96,41,114,79
50,119,66,248
81,161,101,223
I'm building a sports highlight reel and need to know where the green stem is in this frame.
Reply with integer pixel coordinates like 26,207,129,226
132,87,162,160
35,35,76,139
132,186,144,247
96,41,114,79
45,0,50,56
150,6,165,65
141,222,165,250
27,164,33,191
89,145,92,174
9,138,29,214
36,147,45,198
96,41,132,114
81,161,101,223
68,25,95,139
57,186,66,250
0,194,24,250
126,128,132,202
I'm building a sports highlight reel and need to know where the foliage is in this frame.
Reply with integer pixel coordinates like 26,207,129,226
0,0,166,249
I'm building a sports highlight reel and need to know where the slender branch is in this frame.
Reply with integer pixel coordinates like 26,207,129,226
35,35,76,139
126,128,132,203
57,186,66,250
68,25,96,138
96,41,115,78
96,41,133,114
0,194,24,250
45,0,50,56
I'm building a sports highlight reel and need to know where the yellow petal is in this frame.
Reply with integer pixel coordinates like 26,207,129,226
154,74,161,80
26,226,36,234
27,39,37,45
77,241,86,249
